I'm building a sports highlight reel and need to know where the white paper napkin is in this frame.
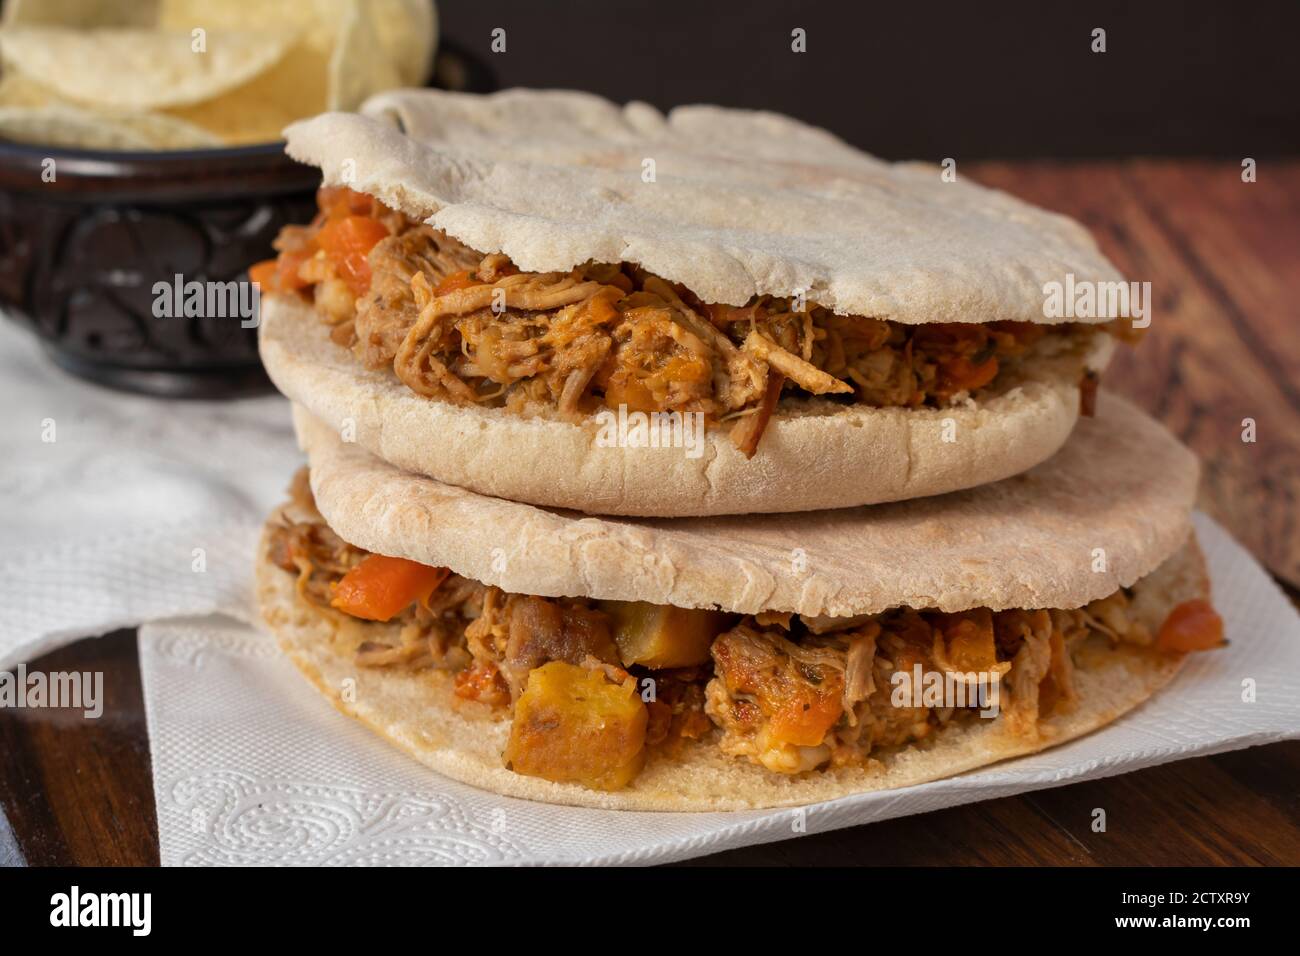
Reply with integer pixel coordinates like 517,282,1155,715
0,320,298,669
137,514,1300,865
2,319,1298,866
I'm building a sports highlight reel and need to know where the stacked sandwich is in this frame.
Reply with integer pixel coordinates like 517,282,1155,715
254,90,1224,810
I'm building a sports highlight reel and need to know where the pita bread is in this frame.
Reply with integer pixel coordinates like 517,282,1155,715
291,390,1197,618
261,294,1115,516
256,520,1206,811
283,89,1124,325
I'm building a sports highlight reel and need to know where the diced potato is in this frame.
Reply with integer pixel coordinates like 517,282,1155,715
598,600,730,668
935,608,999,671
505,662,648,791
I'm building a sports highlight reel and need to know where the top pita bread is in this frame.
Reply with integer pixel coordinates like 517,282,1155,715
283,88,1123,324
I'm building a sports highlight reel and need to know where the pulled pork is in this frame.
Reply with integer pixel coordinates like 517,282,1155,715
256,188,1134,456
705,601,1150,775
266,470,1215,789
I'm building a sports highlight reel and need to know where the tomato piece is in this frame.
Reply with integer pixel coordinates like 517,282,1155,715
454,662,510,707
329,554,449,622
434,269,484,296
317,215,390,296
1156,599,1225,653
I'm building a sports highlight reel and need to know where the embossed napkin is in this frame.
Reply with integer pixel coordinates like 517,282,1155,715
1,320,1298,865
138,516,1300,865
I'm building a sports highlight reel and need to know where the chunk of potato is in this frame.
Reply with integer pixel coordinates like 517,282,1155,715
598,600,730,668
505,661,648,790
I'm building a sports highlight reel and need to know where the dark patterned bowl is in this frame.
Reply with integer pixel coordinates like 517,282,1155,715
0,142,319,396
0,43,494,397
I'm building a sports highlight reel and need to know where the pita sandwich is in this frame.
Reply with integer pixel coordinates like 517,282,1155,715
255,393,1225,811
256,88,1137,517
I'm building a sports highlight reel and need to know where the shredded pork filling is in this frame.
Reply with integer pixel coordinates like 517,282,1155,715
261,188,1134,456
266,469,1191,791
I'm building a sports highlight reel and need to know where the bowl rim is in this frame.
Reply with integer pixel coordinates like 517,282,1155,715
0,137,290,163
0,135,318,197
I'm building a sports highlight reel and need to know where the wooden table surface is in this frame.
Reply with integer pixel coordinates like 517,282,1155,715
2,160,1298,866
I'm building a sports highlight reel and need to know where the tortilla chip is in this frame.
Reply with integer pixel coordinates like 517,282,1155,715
0,0,431,148
157,0,338,54
159,0,421,141
0,68,220,148
0,104,219,149
368,0,436,86
2,0,160,29
0,25,296,110
327,1,402,111
0,68,56,107
164,42,330,145
159,0,435,87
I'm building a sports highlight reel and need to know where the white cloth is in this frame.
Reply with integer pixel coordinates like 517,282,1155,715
0,320,297,668
2,320,1298,865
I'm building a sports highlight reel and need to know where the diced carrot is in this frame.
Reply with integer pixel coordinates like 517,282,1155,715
703,302,760,329
274,246,316,292
317,215,391,296
1156,599,1225,653
768,688,843,748
939,354,999,393
329,554,449,622
317,186,376,220
248,259,278,289
582,290,621,325
989,320,1046,347
601,375,659,414
914,322,988,352
434,269,484,296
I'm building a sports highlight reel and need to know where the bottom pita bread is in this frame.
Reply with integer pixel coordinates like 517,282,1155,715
256,528,1208,812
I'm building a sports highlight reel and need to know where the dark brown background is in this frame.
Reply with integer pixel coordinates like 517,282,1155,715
440,0,1300,159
